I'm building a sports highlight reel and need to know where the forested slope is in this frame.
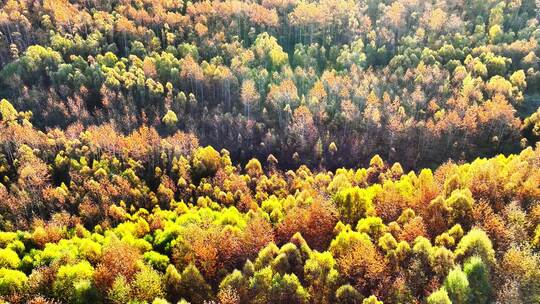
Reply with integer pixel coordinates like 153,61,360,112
1,0,539,168
1,0,540,303
0,109,538,303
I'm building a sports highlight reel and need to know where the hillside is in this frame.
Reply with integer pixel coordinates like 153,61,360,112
0,0,540,303
1,0,539,169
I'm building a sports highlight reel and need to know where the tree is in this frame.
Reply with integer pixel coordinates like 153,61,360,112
335,284,363,304
163,265,182,302
245,158,263,178
522,107,540,144
241,79,260,120
108,276,132,304
427,8,448,33
335,232,387,293
220,270,247,302
444,266,470,304
252,33,288,71
488,25,503,44
329,142,338,156
270,273,310,304
288,106,318,153
267,80,299,128
445,189,474,226
191,146,221,180
427,288,452,304
334,187,377,225
162,110,178,130
510,70,526,90
132,266,165,302
178,264,212,304
53,261,98,304
94,242,140,293
0,99,18,122
534,225,540,249
0,268,27,296
218,286,241,304
304,251,339,303
455,229,495,265
356,216,386,240
383,2,406,48
0,248,20,268
362,295,383,304
464,257,491,304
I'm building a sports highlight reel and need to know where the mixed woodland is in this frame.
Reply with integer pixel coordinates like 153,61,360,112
0,0,539,303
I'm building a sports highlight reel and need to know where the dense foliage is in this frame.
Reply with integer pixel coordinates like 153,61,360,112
0,104,538,303
1,0,540,303
0,0,539,169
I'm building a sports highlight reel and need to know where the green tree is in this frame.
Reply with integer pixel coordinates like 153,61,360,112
143,251,170,271
132,266,165,302
464,257,491,304
249,266,273,304
178,264,212,304
427,288,451,304
0,268,27,295
108,276,132,304
335,284,363,304
445,189,474,225
220,270,247,301
270,273,310,304
444,266,470,304
252,32,289,71
163,265,182,303
0,248,21,269
334,187,377,225
53,261,99,304
304,251,339,303
356,216,387,240
245,158,263,178
455,229,495,265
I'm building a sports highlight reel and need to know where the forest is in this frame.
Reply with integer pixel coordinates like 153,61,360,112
0,0,539,303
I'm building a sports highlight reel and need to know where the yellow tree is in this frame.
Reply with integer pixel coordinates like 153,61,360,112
241,79,260,120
